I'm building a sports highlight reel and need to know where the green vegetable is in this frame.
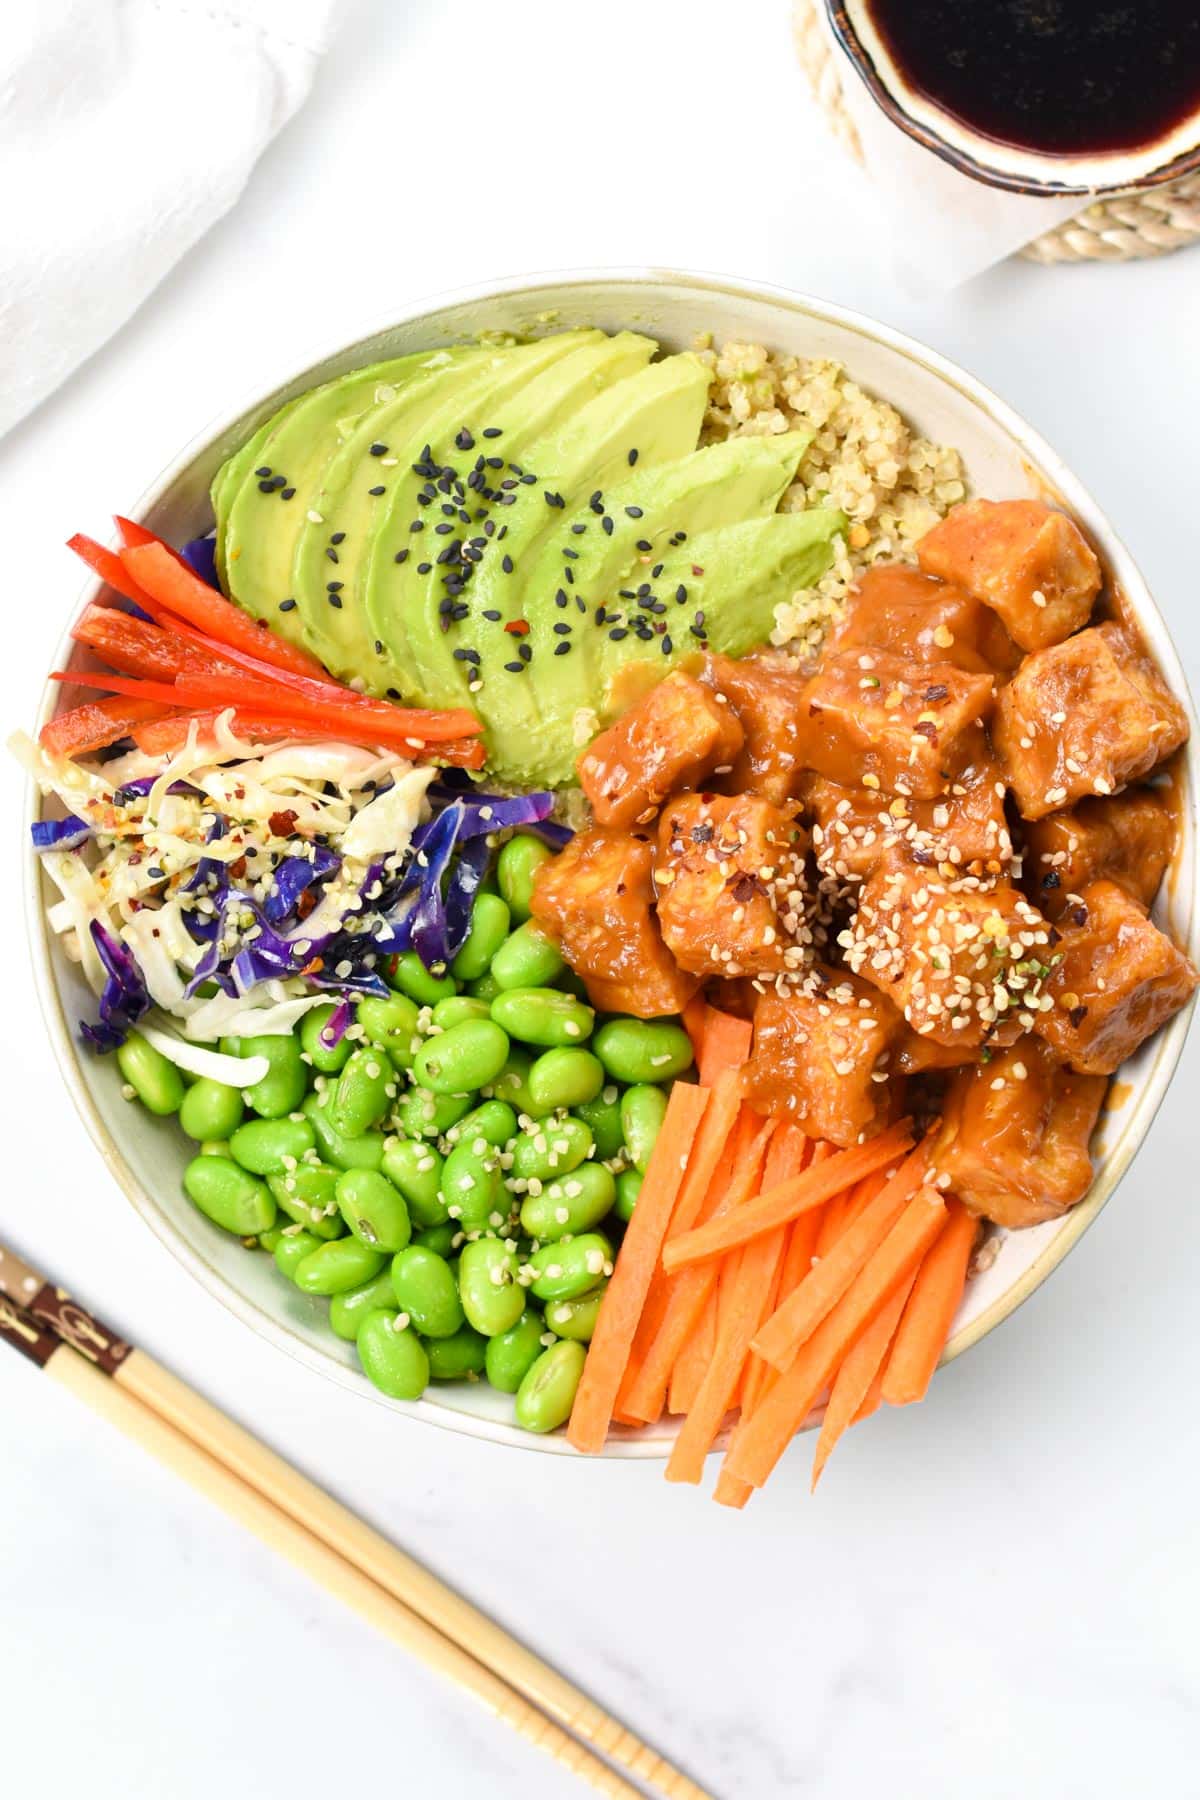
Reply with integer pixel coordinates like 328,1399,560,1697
380,1139,447,1227
274,1229,323,1282
268,1162,344,1238
450,893,511,982
520,1163,615,1242
179,1076,244,1141
490,920,564,991
391,1246,465,1339
300,1004,353,1074
457,1239,525,1337
413,1019,510,1095
329,1046,393,1136
329,1270,398,1341
497,835,554,922
302,1090,386,1171
544,1283,608,1343
592,1018,693,1085
355,994,422,1071
620,1085,669,1173
117,1032,185,1116
183,1154,276,1236
335,1168,412,1253
425,1325,488,1381
527,1233,614,1303
228,1034,308,1119
484,1310,546,1393
293,1237,387,1296
510,1115,594,1184
490,986,595,1049
228,1115,316,1176
527,1047,605,1112
356,1311,430,1400
515,1340,586,1433
386,950,457,1007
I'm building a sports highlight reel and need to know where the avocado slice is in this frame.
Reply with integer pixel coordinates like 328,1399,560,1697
464,431,812,778
218,349,467,629
360,331,663,703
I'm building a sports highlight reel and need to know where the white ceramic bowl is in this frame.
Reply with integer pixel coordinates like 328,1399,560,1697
28,271,1199,1456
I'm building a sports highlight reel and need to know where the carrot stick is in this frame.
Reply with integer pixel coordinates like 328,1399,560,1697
880,1198,979,1407
668,1289,716,1415
853,1368,887,1427
809,1269,919,1490
620,1111,774,1424
739,1150,837,1418
713,1467,754,1509
682,997,709,1063
667,1216,791,1484
726,1190,947,1488
733,1128,812,1418
751,1143,931,1372
661,1120,913,1273
697,1008,753,1087
566,1083,708,1454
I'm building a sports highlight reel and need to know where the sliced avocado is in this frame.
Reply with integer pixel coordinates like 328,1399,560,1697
219,350,461,630
465,431,812,778
361,331,661,704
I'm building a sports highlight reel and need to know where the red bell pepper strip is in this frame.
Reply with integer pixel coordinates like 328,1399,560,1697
39,696,171,759
170,672,482,747
71,606,241,682
121,540,333,682
113,515,159,549
131,709,329,756
67,534,158,610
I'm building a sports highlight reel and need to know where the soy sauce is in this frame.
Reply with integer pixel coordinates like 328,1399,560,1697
865,1,1200,156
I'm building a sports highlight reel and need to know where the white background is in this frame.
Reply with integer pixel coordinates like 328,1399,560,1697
3,2,1199,1796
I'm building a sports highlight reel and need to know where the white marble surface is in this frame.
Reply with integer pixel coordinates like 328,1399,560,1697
2,2,1199,1794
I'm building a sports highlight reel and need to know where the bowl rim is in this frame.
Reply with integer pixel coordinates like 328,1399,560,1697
825,0,1200,197
25,264,1199,1458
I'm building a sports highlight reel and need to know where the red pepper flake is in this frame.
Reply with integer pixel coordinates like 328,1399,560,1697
227,855,248,878
691,565,705,577
269,809,299,835
503,619,530,636
298,956,325,977
296,888,319,920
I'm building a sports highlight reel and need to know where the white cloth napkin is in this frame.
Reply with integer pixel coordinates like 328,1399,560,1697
0,0,342,439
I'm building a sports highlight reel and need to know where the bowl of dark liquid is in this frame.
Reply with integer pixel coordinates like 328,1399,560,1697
828,0,1200,194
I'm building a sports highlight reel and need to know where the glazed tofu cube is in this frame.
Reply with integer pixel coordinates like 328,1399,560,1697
844,861,1055,1050
995,623,1189,820
745,967,902,1147
803,757,1012,886
930,1037,1105,1229
530,828,697,1018
1022,788,1175,920
702,653,808,804
1035,878,1197,1074
830,563,1020,674
917,499,1101,652
654,791,810,977
798,648,995,801
577,670,743,829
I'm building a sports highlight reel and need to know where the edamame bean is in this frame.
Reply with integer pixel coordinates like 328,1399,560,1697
510,1115,594,1184
412,1222,458,1258
614,1167,642,1223
450,892,511,982
381,1139,447,1227
330,1046,394,1136
413,1019,510,1096
118,1031,185,1116
490,921,564,991
520,1163,615,1241
544,1282,608,1343
293,1237,386,1296
497,834,554,922
467,971,501,1002
484,1310,546,1393
329,1270,398,1341
592,1019,694,1085
528,1233,614,1303
576,1088,625,1159
355,994,422,1072
441,1142,505,1234
425,1324,487,1381
386,950,457,1007
527,1047,604,1112
490,1050,552,1120
179,1077,244,1141
391,1246,464,1338
258,1225,284,1253
229,1115,316,1176
336,1168,411,1253
199,1140,230,1157
620,1085,669,1173
447,1100,518,1151
514,1339,586,1434
490,987,595,1049
393,1085,472,1140
457,1239,525,1337
356,1311,429,1400
228,1034,308,1119
302,1091,386,1171
430,996,491,1029
267,1162,344,1238
184,1154,276,1236
300,1004,353,1074
274,1229,323,1282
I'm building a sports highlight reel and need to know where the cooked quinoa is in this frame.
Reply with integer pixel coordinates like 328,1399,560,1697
695,337,967,657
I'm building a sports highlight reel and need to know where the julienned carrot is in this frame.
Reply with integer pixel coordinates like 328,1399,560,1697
881,1198,978,1407
619,1109,774,1424
726,1190,947,1488
661,1120,914,1274
751,1142,931,1372
40,695,171,759
667,1213,791,1485
682,996,709,1063
697,1009,753,1087
121,539,333,681
809,1269,919,1490
732,1127,812,1418
712,1467,755,1510
669,1288,717,1416
567,1083,708,1454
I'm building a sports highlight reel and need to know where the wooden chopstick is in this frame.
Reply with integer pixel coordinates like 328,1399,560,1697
0,1243,711,1800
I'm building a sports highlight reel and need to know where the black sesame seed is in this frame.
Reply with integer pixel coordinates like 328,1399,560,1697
575,596,586,614
486,456,503,470
394,550,409,564
417,562,432,574
625,505,643,519
255,466,272,478
608,627,628,641
554,642,571,656
435,523,453,536
662,635,673,654
628,448,639,465
410,520,425,532
328,595,343,609
330,531,346,545
369,443,388,456
482,609,502,621
368,484,385,496
602,516,614,536
553,622,571,635
652,563,664,578
518,643,532,662
386,687,401,699
504,661,525,673
281,487,296,500
636,539,652,552
257,479,274,493
544,491,565,508
326,580,343,592
279,598,297,612
375,640,384,654
520,473,537,486
571,523,587,536
455,429,475,451
482,427,502,439
596,606,607,625
502,555,514,574
325,548,339,563
563,548,579,560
